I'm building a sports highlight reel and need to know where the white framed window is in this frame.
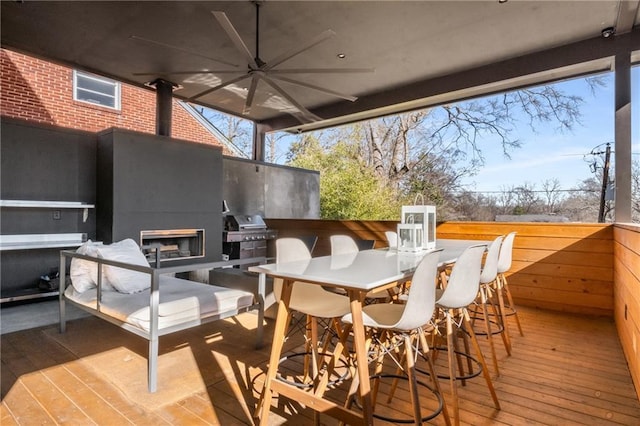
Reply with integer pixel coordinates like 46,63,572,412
73,70,121,110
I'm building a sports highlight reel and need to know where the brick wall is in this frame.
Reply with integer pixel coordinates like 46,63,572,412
1,49,228,150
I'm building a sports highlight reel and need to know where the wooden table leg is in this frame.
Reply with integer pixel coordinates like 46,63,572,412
348,289,374,425
256,279,294,425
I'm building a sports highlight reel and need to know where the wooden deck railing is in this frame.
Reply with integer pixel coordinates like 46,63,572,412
266,220,613,313
613,223,640,400
265,219,639,400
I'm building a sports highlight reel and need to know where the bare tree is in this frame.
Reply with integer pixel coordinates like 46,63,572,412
496,185,517,215
449,191,498,221
541,178,563,213
512,183,541,214
193,106,253,155
265,132,292,164
561,178,602,222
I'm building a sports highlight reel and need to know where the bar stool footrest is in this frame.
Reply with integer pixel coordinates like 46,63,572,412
352,374,444,423
422,346,484,381
276,351,350,389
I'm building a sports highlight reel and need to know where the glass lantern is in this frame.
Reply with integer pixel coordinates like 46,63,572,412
401,205,437,250
397,222,424,253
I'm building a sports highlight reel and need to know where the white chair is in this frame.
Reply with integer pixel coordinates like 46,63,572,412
435,244,501,426
341,250,450,425
274,238,350,317
272,238,352,390
385,230,398,249
330,234,360,255
496,231,523,337
474,235,511,376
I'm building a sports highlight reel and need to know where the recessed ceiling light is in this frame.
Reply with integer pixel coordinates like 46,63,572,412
337,53,346,59
498,0,508,3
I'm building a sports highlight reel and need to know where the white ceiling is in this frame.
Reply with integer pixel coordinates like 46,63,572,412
2,1,639,132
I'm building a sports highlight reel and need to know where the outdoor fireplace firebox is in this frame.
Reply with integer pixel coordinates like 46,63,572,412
140,229,205,263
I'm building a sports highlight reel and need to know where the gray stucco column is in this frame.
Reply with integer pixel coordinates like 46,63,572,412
253,122,266,162
614,53,632,223
150,79,177,137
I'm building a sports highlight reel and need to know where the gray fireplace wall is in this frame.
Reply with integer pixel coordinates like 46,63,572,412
96,128,223,264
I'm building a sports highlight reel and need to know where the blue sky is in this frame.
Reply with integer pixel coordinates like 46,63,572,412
459,67,639,192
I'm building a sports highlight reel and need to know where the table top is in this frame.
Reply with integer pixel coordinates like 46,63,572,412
249,238,487,292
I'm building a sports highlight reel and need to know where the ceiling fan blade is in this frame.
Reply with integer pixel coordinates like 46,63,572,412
188,73,250,101
263,29,336,71
212,11,258,68
269,75,357,102
129,35,238,67
133,70,243,76
262,76,322,122
244,76,260,114
269,68,375,74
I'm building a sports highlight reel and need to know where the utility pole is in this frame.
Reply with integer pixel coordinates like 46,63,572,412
598,143,611,223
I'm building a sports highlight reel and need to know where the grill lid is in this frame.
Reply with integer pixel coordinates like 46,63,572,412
225,214,267,231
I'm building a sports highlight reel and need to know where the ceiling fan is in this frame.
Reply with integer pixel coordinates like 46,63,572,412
133,1,373,123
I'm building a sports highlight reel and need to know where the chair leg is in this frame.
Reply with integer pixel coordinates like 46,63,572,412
479,287,500,376
342,332,372,413
386,332,407,403
314,322,352,399
418,328,451,426
451,326,469,386
371,331,389,409
287,314,339,389
402,334,423,425
387,329,451,425
462,308,501,410
298,315,322,386
445,310,460,426
501,273,524,337
458,323,474,384
493,280,512,354
309,316,321,386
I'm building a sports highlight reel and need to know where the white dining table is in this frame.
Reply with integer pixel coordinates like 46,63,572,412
250,238,487,425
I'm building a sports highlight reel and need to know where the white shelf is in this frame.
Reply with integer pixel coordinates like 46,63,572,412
0,233,87,251
0,200,95,209
1,289,59,303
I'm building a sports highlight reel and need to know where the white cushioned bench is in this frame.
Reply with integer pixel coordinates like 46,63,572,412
59,240,266,392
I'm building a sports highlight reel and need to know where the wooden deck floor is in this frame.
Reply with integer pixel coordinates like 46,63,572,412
2,306,639,425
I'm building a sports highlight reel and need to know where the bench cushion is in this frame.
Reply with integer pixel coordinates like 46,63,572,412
210,268,278,318
66,275,254,332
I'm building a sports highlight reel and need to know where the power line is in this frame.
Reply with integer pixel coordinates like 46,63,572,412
458,189,597,194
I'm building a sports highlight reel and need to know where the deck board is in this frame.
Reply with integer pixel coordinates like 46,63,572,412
2,306,639,425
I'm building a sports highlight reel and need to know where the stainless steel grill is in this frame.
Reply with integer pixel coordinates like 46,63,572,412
223,215,277,263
